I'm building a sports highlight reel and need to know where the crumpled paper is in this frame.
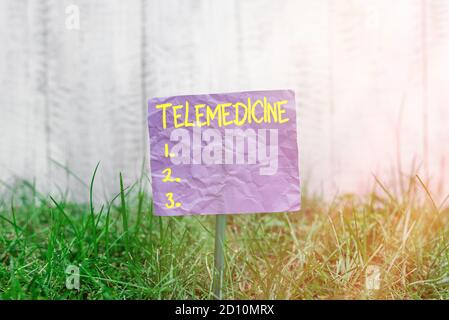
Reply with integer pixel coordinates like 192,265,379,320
147,90,300,216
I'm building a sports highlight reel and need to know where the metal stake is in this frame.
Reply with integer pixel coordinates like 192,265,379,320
212,214,226,299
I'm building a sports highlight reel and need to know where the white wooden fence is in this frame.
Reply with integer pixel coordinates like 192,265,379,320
1,0,448,201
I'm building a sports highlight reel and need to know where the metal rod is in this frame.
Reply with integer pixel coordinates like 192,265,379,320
212,214,227,299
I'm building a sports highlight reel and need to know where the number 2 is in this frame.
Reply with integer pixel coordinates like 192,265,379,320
162,168,174,182
162,168,181,182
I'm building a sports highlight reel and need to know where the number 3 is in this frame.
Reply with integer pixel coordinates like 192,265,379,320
164,192,181,209
165,192,175,208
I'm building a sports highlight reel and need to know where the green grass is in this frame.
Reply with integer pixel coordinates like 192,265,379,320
0,170,449,299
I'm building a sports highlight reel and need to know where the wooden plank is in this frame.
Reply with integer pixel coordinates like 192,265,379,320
0,0,49,193
43,0,144,201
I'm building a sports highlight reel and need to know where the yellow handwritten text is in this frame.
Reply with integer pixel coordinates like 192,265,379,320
155,97,290,129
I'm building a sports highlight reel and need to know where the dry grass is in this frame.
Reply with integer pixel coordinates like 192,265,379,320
225,175,449,299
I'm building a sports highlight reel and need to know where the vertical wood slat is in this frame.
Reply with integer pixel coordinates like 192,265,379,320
0,0,49,192
328,0,435,195
43,0,144,201
427,0,449,195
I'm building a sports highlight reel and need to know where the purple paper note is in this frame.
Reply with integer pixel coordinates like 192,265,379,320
147,90,300,216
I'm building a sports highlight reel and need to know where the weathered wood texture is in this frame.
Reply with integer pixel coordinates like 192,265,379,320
0,0,448,201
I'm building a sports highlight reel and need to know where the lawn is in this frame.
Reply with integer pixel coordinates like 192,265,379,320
0,171,448,299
